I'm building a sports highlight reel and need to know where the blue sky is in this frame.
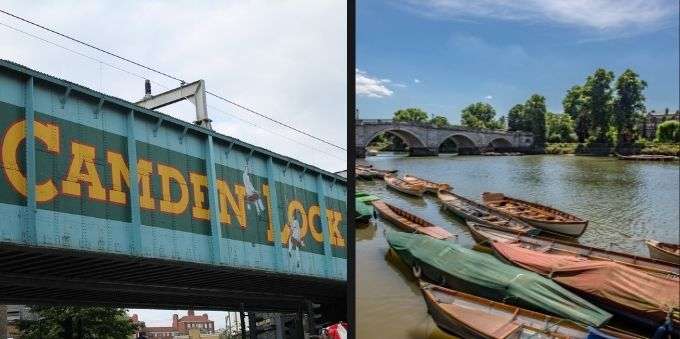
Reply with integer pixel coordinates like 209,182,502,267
357,0,679,123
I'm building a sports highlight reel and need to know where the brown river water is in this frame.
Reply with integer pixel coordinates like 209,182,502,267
356,154,679,338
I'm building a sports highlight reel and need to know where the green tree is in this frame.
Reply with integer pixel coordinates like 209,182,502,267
562,85,590,142
524,94,547,147
393,108,429,123
583,69,615,143
656,120,680,143
461,102,504,129
507,104,527,131
546,112,575,143
429,115,449,127
18,306,138,339
613,69,647,144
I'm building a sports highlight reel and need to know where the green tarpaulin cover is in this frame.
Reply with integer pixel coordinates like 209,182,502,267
355,193,379,220
385,229,612,327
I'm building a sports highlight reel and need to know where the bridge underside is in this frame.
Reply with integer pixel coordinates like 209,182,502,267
0,242,345,316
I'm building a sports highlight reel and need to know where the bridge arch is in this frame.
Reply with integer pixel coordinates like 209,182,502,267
438,134,479,155
364,127,427,150
487,137,514,152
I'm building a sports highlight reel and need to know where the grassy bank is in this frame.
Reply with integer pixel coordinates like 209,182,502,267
545,143,578,154
544,142,680,156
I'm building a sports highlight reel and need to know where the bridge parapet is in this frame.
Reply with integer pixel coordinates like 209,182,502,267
356,118,533,157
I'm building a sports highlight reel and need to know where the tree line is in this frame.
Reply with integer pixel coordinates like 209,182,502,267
390,67,678,148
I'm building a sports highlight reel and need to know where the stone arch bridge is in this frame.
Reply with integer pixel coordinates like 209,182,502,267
356,119,534,157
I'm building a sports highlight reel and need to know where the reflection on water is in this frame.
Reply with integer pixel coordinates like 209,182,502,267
356,154,679,339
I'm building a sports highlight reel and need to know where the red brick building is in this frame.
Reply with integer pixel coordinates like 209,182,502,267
131,310,215,339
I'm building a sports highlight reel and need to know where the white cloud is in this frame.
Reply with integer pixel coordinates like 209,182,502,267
485,95,493,100
401,0,676,33
0,0,346,171
356,69,394,98
414,78,421,84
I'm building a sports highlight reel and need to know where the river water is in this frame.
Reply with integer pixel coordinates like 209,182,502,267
356,154,679,338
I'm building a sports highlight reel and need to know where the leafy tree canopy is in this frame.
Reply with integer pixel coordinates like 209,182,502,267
429,115,449,127
393,108,429,123
614,69,647,144
461,102,504,129
524,94,548,147
546,112,576,143
507,104,529,132
583,68,615,142
18,306,138,339
656,120,680,143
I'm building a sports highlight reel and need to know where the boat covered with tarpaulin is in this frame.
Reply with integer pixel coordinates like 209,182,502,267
491,241,680,330
384,229,611,327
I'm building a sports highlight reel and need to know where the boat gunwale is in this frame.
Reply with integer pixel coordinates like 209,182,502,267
482,192,587,226
467,221,680,277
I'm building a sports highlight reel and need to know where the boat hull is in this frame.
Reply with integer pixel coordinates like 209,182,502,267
467,221,679,278
482,192,588,237
646,240,680,264
384,176,425,197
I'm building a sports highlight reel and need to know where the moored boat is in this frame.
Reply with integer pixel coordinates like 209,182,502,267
616,154,679,161
385,229,612,327
403,175,450,194
355,192,379,223
646,239,680,264
467,221,680,278
372,200,453,239
355,168,374,180
491,241,680,330
419,281,642,339
384,174,426,197
436,190,539,236
482,192,588,237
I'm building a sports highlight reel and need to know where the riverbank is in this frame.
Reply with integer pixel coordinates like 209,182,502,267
545,142,680,156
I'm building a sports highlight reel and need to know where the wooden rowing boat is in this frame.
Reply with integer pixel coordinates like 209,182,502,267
646,239,680,264
436,190,539,236
355,168,374,180
419,281,642,339
616,154,679,161
467,221,679,278
482,192,588,237
372,200,453,239
402,175,450,194
384,174,426,196
491,241,680,331
355,192,379,223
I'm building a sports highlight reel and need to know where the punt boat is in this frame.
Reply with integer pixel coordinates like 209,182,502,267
482,192,587,237
419,281,642,339
384,174,426,197
402,175,450,194
491,241,680,331
385,229,612,327
372,200,453,239
467,221,679,278
355,192,379,223
646,239,680,264
436,190,539,236
616,154,679,161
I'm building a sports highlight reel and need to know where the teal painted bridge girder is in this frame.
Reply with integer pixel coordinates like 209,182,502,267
0,59,347,282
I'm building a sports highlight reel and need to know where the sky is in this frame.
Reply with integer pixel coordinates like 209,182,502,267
0,0,346,330
0,0,347,172
357,0,679,124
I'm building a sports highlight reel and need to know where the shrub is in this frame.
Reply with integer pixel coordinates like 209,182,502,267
656,120,680,143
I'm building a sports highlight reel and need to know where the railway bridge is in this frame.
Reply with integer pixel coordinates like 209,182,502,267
356,119,534,157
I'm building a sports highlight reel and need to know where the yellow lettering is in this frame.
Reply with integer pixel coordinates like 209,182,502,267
307,205,324,243
62,141,106,200
326,209,345,247
157,163,189,214
137,159,155,210
106,151,128,204
0,119,60,202
189,173,209,220
217,179,246,227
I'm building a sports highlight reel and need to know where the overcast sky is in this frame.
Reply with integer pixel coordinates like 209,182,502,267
1,0,347,172
1,0,346,329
